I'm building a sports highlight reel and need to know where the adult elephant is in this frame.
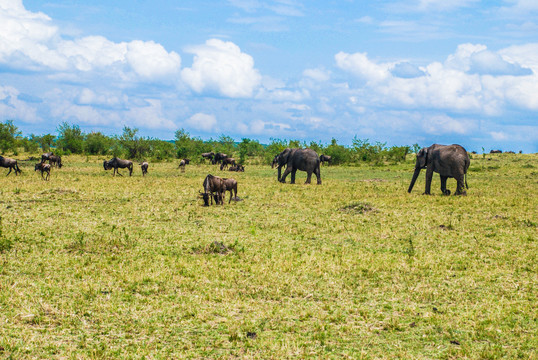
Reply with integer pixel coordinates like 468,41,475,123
272,148,321,185
408,144,470,196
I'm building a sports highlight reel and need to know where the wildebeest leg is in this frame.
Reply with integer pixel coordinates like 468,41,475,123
6,167,12,176
280,166,292,183
440,176,449,195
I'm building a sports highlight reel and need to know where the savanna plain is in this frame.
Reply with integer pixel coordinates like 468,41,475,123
0,153,537,359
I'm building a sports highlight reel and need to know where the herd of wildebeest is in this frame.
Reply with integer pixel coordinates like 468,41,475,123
3,142,515,205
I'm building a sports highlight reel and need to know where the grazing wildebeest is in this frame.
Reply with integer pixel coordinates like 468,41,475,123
228,164,245,172
140,161,149,176
213,153,228,165
320,154,332,165
222,178,238,203
0,156,22,176
48,155,62,168
103,157,133,176
35,162,51,181
490,150,502,154
201,152,214,163
41,152,54,163
200,174,226,206
178,158,190,172
220,157,236,170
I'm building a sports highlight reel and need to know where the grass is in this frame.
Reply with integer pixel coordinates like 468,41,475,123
0,153,537,359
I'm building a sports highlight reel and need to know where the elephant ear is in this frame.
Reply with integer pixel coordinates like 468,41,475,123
418,148,428,168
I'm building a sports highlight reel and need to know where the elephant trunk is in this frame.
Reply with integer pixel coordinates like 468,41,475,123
408,167,421,193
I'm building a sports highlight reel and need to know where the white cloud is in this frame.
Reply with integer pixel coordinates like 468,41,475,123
185,113,217,132
303,68,331,82
0,1,181,83
417,0,479,11
0,85,40,123
335,51,391,83
181,39,261,98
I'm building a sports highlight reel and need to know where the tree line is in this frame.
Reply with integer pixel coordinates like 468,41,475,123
1,120,416,165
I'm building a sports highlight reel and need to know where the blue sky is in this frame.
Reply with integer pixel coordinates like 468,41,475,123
1,0,537,152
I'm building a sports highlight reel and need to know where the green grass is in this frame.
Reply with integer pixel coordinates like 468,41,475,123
0,154,537,359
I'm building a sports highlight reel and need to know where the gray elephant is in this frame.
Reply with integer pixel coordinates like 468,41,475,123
272,148,322,184
408,144,470,195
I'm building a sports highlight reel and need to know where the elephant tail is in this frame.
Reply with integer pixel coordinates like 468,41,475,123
465,172,469,189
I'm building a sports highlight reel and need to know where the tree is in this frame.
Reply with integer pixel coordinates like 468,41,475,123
216,134,236,156
85,132,113,155
0,120,22,154
34,134,56,152
56,122,84,154
118,126,149,160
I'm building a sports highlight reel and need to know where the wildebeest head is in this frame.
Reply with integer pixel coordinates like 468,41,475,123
103,160,111,170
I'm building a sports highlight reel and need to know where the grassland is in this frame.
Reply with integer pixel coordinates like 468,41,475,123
0,153,537,359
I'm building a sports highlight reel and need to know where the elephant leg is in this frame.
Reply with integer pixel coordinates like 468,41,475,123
305,170,312,184
314,166,322,185
455,174,466,196
291,169,297,184
424,168,434,195
280,167,292,183
440,176,449,195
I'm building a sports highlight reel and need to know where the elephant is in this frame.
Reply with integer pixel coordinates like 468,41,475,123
272,148,321,185
408,144,470,196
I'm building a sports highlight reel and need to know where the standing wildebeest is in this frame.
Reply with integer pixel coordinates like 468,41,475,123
272,148,322,185
320,154,332,165
140,161,149,176
220,157,236,170
201,152,214,163
103,157,133,176
0,156,22,176
213,153,228,165
35,162,51,181
48,155,62,168
222,178,238,203
408,144,470,196
41,152,54,163
178,158,190,172
200,174,226,206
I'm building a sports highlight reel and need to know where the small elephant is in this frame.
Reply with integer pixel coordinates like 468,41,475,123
408,144,470,195
272,148,321,185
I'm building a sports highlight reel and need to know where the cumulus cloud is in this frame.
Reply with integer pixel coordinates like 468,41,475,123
0,85,40,123
335,52,391,83
0,1,181,82
181,39,262,98
335,43,538,114
185,113,217,132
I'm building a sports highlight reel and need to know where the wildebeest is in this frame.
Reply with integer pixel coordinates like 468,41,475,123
320,154,332,165
222,178,238,203
35,162,51,181
41,152,54,163
201,174,226,206
220,157,236,170
201,152,214,163
48,155,62,168
0,156,22,176
103,157,133,176
228,164,245,172
178,158,190,172
140,161,149,176
490,150,502,154
213,153,228,165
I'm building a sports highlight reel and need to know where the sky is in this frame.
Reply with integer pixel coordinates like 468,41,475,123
1,0,537,152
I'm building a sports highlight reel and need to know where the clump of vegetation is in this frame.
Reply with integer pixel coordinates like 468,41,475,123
340,201,376,214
